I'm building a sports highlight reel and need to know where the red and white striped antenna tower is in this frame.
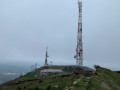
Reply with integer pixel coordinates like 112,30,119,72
74,0,83,71
44,47,49,69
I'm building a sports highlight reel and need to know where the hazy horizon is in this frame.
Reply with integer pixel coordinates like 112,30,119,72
0,0,120,71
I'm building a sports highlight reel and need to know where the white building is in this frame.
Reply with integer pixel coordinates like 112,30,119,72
40,69,63,76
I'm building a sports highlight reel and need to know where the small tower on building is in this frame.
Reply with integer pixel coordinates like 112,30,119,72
44,47,49,69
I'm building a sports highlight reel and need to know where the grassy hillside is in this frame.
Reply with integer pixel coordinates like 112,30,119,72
1,75,76,90
0,65,120,90
16,65,93,81
73,66,120,90
86,66,120,90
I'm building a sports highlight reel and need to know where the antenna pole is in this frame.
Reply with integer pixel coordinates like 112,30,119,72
74,1,83,71
44,47,48,69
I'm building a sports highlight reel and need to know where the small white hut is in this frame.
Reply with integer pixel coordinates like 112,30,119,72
40,69,63,76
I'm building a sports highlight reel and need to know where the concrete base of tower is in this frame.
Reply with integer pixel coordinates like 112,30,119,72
75,67,83,71
74,67,83,75
74,67,94,76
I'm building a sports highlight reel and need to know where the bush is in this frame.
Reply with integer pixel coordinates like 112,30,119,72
94,65,100,69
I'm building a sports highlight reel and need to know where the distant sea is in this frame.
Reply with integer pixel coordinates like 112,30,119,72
0,64,28,84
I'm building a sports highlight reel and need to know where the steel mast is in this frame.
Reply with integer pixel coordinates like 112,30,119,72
74,0,83,71
44,47,49,69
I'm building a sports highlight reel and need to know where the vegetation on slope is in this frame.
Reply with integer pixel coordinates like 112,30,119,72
16,65,74,81
17,65,93,81
0,65,120,90
86,66,120,90
0,74,77,90
72,65,120,90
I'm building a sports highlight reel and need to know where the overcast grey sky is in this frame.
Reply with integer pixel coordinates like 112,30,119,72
0,0,120,70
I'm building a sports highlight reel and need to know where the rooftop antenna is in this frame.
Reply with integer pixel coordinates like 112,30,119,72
35,63,37,70
44,47,49,69
50,61,52,67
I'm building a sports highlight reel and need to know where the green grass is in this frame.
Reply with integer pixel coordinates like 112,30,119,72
72,66,120,90
74,77,90,90
17,67,43,80
86,67,120,90
17,66,74,81
1,66,120,90
2,75,74,90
